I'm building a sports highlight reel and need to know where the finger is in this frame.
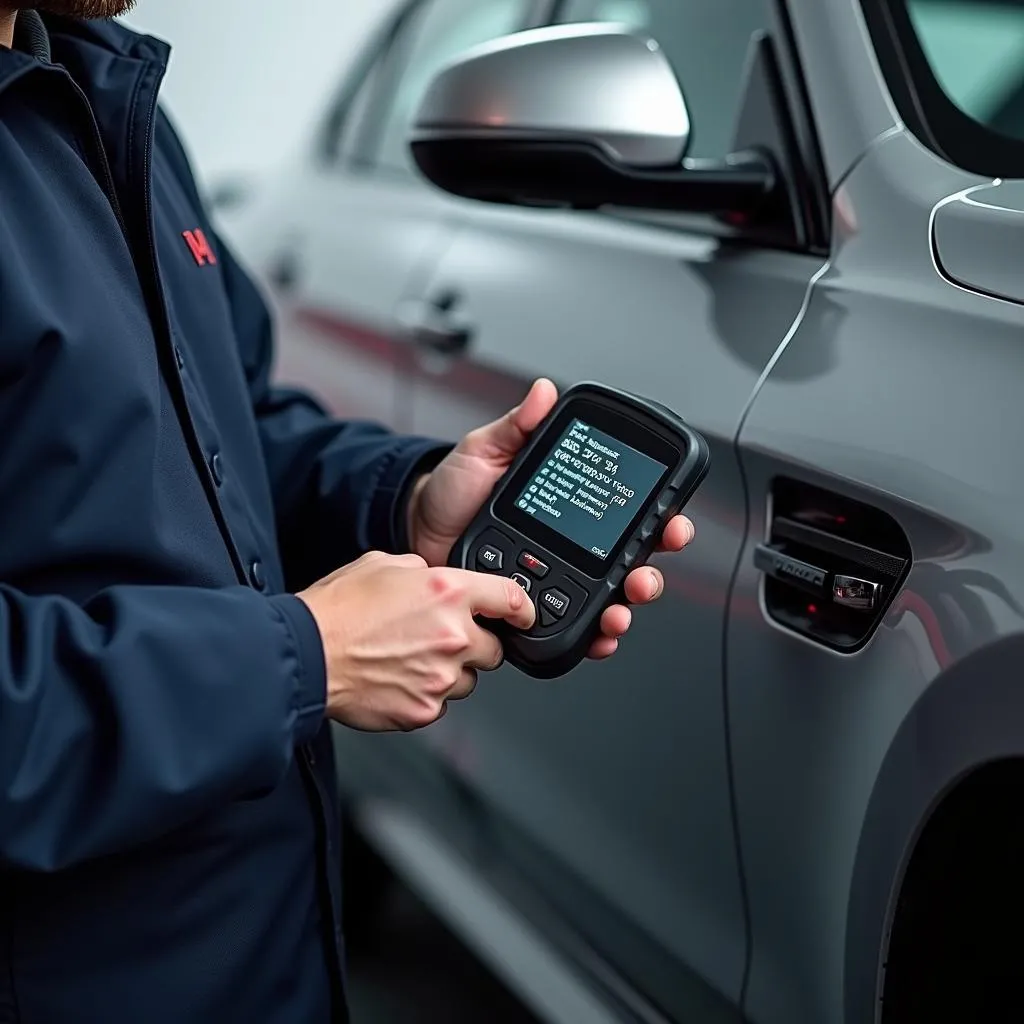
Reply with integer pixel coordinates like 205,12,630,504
624,567,664,605
656,516,695,553
600,605,632,639
510,377,559,435
448,668,479,702
465,623,505,672
587,636,619,660
464,572,537,630
471,378,559,460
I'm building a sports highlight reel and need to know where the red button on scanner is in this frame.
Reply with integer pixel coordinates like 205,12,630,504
517,551,550,579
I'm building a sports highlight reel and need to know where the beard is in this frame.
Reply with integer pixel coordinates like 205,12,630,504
18,0,137,16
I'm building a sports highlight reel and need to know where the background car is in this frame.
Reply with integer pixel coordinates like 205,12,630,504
225,1,1024,1022
125,0,395,192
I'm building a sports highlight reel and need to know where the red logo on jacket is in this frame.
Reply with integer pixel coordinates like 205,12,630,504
182,228,218,267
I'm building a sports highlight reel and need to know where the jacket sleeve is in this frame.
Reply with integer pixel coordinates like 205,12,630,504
218,236,450,590
0,584,326,872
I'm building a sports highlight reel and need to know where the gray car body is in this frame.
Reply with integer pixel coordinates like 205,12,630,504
223,1,1024,1021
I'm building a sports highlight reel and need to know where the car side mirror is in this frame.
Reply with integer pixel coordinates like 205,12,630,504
410,23,777,217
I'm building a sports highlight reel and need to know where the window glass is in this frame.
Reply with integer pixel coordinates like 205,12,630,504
554,0,771,160
373,0,534,175
328,53,388,166
906,0,1024,141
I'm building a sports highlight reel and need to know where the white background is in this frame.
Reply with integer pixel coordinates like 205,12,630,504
123,0,397,186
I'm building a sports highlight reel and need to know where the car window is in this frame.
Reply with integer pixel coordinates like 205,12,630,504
370,0,535,176
328,51,389,167
552,0,772,161
905,0,1024,142
863,0,1024,176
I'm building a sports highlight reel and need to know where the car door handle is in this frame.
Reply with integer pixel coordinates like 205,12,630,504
399,293,475,357
755,479,911,651
414,315,474,356
754,544,829,596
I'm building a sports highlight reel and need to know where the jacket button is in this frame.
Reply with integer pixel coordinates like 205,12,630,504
174,346,185,370
210,452,224,486
249,560,266,591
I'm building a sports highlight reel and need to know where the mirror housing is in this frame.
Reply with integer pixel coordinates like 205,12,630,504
410,23,777,217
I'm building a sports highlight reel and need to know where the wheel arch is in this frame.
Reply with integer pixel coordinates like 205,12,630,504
844,632,1024,1023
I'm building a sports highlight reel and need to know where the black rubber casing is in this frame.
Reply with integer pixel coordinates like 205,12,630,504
448,382,711,678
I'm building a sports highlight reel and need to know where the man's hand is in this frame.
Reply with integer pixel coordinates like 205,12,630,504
407,379,696,660
297,552,535,732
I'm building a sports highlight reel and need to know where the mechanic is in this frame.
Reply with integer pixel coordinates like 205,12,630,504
0,4,695,1022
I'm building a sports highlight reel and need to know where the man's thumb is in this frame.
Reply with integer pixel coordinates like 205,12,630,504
474,378,558,459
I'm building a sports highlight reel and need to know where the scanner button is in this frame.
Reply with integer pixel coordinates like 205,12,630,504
518,551,550,578
539,588,571,620
477,545,504,571
623,540,643,567
510,573,533,594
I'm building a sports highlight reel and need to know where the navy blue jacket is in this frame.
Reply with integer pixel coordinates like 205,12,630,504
0,13,444,1023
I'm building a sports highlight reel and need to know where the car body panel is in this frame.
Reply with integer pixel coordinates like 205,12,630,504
400,199,826,1013
729,127,1021,1023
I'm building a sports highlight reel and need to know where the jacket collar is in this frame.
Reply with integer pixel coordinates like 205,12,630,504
0,13,169,96
44,13,170,65
13,10,51,62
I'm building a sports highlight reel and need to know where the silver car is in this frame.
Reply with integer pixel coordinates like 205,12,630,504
225,1,1024,1021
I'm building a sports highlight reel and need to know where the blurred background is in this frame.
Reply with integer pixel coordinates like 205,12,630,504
124,0,390,189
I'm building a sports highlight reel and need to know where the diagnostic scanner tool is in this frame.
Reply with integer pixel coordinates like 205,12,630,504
448,382,710,678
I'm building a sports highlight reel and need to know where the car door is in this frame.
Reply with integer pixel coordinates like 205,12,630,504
235,0,543,430
403,1,830,1017
722,2,1024,1022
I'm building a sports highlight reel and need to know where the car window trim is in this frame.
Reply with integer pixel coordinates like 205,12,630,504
351,0,545,178
773,0,830,251
347,0,431,173
314,0,417,168
859,0,1024,179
